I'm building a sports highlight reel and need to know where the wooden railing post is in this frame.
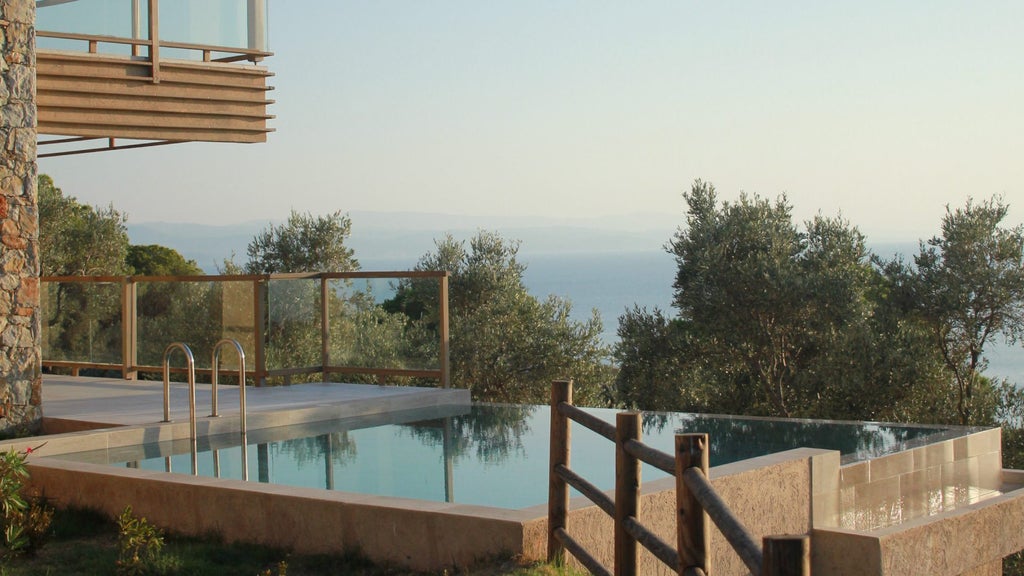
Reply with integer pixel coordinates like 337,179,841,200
320,276,330,380
616,412,641,576
439,273,450,388
548,379,572,563
252,278,267,387
762,535,810,576
677,433,710,575
121,278,138,380
148,0,160,83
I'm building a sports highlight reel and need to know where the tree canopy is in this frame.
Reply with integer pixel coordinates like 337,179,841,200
912,196,1024,424
127,245,202,276
242,210,358,274
387,231,609,404
613,180,1014,426
38,174,129,277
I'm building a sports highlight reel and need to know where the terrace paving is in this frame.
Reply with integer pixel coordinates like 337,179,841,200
40,375,470,431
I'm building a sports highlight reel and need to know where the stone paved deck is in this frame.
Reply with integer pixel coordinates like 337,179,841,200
41,375,471,431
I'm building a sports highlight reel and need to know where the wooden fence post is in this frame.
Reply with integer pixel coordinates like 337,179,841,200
616,412,641,576
677,433,710,575
762,534,810,576
548,379,572,563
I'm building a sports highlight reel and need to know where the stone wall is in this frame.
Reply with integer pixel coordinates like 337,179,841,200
0,0,40,434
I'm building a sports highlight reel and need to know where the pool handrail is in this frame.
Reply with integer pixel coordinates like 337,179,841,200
162,342,198,474
211,338,247,435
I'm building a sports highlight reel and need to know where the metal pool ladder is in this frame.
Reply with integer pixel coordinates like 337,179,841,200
162,340,249,479
211,338,247,435
162,342,197,438
162,342,198,474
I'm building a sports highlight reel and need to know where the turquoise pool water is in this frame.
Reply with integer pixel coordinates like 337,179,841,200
58,405,958,509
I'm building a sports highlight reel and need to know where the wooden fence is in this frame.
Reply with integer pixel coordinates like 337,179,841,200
548,380,810,576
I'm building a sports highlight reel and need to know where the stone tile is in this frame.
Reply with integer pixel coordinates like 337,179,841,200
841,462,869,488
965,429,1001,459
913,439,954,470
977,451,1002,490
811,450,840,496
813,489,839,528
867,450,914,483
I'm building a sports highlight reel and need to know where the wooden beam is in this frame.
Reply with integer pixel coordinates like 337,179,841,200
148,0,160,83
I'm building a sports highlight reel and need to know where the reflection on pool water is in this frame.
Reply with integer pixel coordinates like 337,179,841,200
57,405,956,510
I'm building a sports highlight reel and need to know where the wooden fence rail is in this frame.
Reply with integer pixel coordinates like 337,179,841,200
548,379,810,576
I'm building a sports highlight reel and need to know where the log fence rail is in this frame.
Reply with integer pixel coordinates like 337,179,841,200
548,379,810,576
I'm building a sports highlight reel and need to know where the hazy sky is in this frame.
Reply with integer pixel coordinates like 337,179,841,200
38,1,1024,242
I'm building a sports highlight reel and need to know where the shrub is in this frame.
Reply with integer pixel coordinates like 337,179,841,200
0,446,53,559
116,505,165,575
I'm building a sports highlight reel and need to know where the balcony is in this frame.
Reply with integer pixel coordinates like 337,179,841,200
35,0,274,157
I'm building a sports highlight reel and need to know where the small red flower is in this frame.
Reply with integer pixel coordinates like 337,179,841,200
24,446,32,454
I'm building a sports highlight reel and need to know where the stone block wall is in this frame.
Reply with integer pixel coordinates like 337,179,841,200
0,0,40,434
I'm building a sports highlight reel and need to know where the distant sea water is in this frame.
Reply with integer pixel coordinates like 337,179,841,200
363,249,1023,385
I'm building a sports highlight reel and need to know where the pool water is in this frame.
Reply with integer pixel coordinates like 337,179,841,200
58,405,956,510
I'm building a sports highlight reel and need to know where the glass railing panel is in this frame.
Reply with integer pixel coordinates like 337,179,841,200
36,0,145,55
216,280,256,373
135,279,255,371
159,0,267,53
326,277,440,375
265,278,321,375
41,280,123,364
36,0,268,57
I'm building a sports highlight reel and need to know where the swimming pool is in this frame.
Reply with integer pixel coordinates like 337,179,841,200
57,404,957,509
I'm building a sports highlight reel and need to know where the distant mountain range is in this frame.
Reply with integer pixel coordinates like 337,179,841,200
126,211,682,273
127,210,922,274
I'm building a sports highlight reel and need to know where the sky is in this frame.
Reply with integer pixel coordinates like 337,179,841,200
37,1,1024,242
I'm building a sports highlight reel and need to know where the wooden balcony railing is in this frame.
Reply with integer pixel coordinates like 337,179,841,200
36,0,274,155
41,272,450,388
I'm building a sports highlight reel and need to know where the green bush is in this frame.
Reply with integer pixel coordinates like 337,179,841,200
116,506,165,576
0,447,53,560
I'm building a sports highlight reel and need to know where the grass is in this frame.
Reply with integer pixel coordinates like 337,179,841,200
0,507,582,576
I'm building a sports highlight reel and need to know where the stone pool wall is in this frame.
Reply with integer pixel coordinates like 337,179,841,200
545,447,831,576
812,427,1024,576
11,414,1024,574
21,429,831,574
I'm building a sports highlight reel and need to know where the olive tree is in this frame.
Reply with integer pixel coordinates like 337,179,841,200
38,175,130,363
38,174,129,277
913,196,1024,425
243,210,358,274
387,231,610,404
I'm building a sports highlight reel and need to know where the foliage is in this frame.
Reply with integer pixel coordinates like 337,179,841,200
0,504,577,576
651,181,888,417
38,174,130,277
612,307,696,411
387,231,610,404
911,196,1024,425
242,210,358,274
115,506,165,576
127,245,202,276
0,448,52,560
38,175,130,366
615,180,987,424
257,561,288,576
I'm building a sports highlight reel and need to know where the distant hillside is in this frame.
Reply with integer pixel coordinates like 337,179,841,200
126,211,680,273
127,211,924,274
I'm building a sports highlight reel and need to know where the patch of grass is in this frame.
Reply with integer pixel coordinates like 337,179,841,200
0,507,583,576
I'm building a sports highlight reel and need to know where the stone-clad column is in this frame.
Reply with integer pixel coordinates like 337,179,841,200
0,0,40,434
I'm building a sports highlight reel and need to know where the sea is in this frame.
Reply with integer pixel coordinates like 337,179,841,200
361,249,1023,387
